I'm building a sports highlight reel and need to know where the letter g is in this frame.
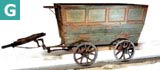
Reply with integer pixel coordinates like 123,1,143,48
4,4,16,17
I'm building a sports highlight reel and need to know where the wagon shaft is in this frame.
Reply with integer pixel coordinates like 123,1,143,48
1,32,46,49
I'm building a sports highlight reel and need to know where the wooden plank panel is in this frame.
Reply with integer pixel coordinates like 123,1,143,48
65,25,107,34
88,9,106,22
108,8,126,22
128,8,144,21
121,24,144,34
66,9,85,22
64,24,143,45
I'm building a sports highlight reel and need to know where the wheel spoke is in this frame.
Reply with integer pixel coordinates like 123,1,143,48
119,54,123,59
116,45,120,49
89,52,95,55
127,53,131,57
124,42,128,48
86,45,91,52
128,43,133,48
77,49,81,54
90,48,95,52
117,44,122,49
81,48,86,54
126,42,130,48
77,47,83,54
119,51,124,59
76,56,83,60
123,54,126,60
128,43,131,47
116,50,122,55
86,57,89,63
120,43,124,49
86,56,92,61
80,56,84,64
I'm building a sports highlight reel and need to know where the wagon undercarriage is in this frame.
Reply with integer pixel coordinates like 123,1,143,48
35,37,135,66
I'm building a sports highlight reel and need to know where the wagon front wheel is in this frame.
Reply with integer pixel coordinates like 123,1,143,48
113,40,135,61
73,42,98,66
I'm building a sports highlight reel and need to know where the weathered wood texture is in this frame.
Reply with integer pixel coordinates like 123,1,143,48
54,3,148,46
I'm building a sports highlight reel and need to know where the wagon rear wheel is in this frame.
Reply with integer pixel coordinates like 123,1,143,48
113,40,135,61
73,42,98,66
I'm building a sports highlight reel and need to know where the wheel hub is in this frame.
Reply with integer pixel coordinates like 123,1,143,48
123,48,128,54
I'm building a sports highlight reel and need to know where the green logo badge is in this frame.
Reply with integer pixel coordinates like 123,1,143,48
0,0,20,20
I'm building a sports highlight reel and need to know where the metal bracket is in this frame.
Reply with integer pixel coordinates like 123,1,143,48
43,6,55,8
43,6,56,15
34,38,46,50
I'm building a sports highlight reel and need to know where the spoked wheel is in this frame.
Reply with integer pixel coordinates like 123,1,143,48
113,40,135,61
73,42,98,66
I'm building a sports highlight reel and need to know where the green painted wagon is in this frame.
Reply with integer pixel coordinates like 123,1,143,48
43,3,148,66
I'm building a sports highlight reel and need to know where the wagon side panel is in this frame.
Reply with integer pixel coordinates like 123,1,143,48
57,4,148,46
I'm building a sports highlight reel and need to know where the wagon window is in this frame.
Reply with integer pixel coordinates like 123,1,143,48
66,9,85,22
128,8,144,21
88,9,106,22
109,8,125,22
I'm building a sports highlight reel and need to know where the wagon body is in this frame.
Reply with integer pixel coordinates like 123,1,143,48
54,3,148,46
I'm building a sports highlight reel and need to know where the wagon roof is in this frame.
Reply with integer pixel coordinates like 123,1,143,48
54,3,148,6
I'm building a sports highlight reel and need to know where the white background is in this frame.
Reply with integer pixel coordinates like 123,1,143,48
0,0,160,70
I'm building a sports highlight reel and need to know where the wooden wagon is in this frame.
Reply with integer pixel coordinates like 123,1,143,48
42,3,148,66
0,3,148,67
